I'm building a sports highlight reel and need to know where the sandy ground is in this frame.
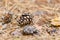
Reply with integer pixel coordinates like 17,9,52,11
0,0,60,40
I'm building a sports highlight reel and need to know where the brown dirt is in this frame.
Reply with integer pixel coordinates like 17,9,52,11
0,0,60,40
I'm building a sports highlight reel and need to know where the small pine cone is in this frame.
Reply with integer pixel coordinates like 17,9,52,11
17,13,33,26
3,13,12,24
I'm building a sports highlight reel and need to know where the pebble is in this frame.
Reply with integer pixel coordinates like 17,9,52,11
22,25,39,35
11,29,22,37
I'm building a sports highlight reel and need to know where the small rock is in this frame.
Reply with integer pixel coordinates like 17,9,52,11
2,24,7,30
11,29,22,37
2,13,12,24
46,27,56,36
50,17,60,27
22,25,39,35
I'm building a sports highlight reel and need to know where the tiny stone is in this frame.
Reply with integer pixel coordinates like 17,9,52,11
22,25,39,35
2,24,7,30
11,29,22,37
46,28,56,35
3,13,12,24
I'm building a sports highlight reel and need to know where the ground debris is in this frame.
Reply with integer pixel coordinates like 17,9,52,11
50,17,60,27
22,25,39,35
17,13,33,27
2,13,12,24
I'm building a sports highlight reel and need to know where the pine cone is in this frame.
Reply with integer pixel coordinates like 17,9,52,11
17,13,33,26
